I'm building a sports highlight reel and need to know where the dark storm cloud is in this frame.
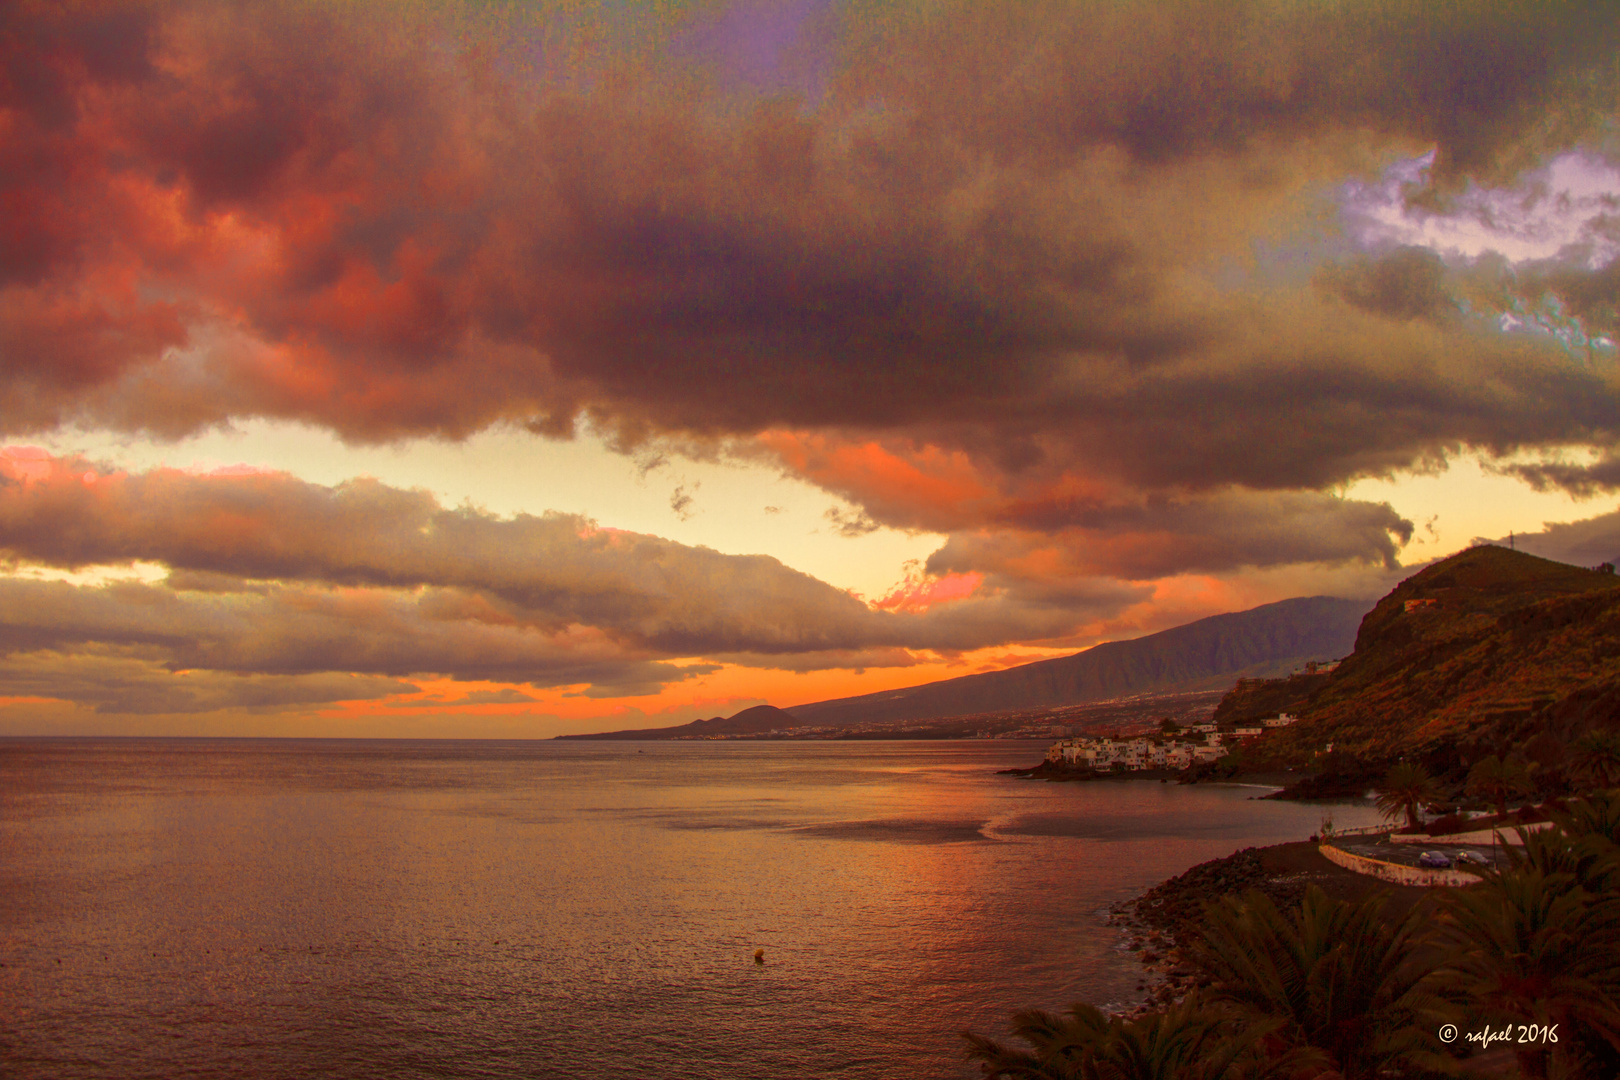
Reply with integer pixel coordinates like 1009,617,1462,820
1445,248,1620,342
1500,453,1620,499
883,1,1618,187
3,0,1619,700
1317,247,1455,322
0,0,1615,483
926,490,1415,582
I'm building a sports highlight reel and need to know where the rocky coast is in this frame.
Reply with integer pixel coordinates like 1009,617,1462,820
1106,840,1435,1014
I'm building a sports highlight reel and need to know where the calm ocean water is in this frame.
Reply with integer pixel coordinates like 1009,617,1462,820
0,739,1385,1079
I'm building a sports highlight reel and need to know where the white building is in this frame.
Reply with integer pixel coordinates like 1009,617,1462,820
1165,745,1195,769
1044,733,1218,773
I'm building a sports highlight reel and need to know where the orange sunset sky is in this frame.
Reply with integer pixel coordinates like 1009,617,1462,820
3,0,1619,737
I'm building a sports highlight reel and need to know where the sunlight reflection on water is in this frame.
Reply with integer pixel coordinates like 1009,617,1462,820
0,739,1384,1079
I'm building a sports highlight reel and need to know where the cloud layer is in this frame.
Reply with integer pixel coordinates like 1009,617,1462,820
0,448,1424,712
3,1,1615,465
3,2,1618,721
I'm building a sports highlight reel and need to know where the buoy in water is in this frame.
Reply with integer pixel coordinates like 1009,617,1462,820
754,949,765,964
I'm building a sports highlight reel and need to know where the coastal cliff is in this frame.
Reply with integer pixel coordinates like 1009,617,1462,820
1227,546,1620,777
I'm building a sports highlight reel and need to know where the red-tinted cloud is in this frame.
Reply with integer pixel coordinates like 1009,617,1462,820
874,566,983,615
1,0,1614,472
0,450,1147,671
3,2,1618,723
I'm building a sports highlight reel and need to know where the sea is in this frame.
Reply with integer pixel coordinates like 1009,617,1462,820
0,739,1386,1079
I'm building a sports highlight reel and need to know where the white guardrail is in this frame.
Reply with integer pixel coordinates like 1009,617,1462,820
1321,824,1391,838
1318,842,1479,887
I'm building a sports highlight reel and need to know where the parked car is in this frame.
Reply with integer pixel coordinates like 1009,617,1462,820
1418,851,1453,869
1456,850,1490,866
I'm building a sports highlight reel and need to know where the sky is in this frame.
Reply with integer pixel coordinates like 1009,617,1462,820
2,0,1619,738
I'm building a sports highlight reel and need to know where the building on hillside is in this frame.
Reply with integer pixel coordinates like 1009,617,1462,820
1044,733,1218,773
1262,713,1298,727
1165,744,1195,769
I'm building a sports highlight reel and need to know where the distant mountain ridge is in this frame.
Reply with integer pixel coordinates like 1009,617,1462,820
562,595,1369,739
557,704,798,741
782,596,1369,728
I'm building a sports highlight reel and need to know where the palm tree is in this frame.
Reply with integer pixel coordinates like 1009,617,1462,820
1091,996,1275,1080
1466,754,1533,818
1571,731,1620,791
1431,865,1620,1080
1375,762,1440,831
1187,886,1442,1080
1554,789,1620,850
962,1000,1113,1078
1481,796,1620,900
962,996,1272,1080
1492,818,1619,897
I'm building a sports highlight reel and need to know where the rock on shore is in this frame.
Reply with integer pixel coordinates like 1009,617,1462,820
1106,841,1436,1013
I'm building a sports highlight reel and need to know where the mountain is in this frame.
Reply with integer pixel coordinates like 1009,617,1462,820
781,596,1369,728
561,596,1368,740
556,704,800,741
1226,546,1620,771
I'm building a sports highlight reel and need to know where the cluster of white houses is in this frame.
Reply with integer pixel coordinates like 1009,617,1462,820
1045,714,1300,772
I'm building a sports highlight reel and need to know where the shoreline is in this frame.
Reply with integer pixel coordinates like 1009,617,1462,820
1106,838,1441,1017
1003,759,1318,795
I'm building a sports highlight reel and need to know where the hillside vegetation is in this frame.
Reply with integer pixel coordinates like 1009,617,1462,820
1232,546,1620,783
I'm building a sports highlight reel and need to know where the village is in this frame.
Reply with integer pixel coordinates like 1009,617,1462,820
1044,713,1302,772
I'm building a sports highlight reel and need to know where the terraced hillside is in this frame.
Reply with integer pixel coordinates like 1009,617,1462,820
1232,546,1620,775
